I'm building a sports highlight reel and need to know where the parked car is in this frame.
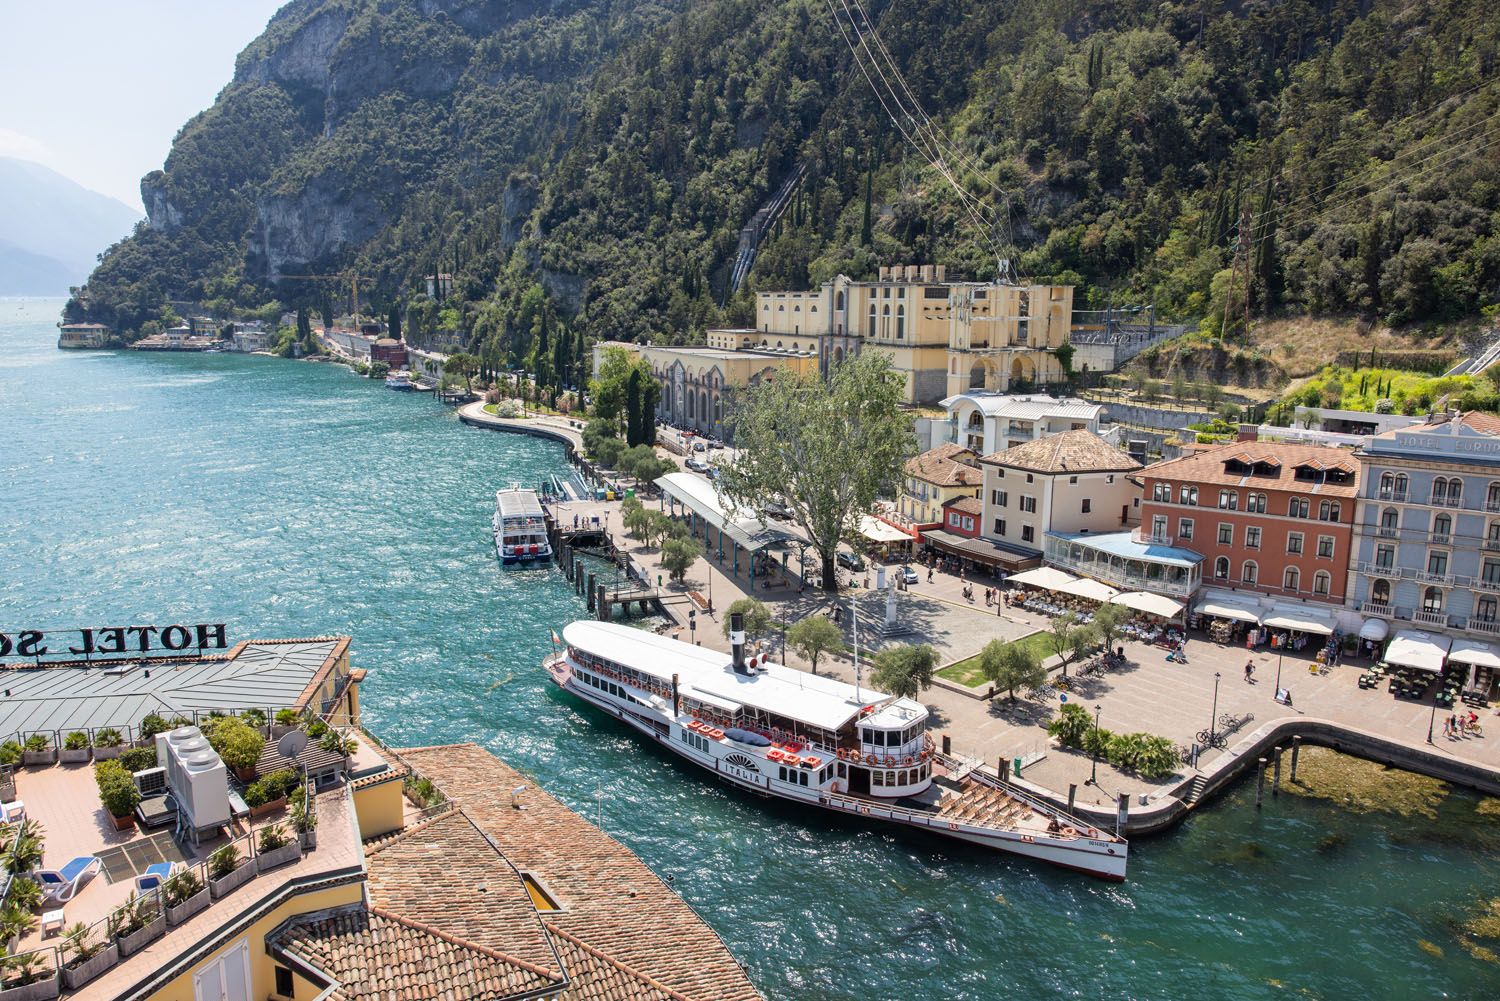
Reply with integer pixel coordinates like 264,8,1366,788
837,551,865,571
692,440,708,453
685,457,709,473
707,439,725,450
765,501,794,520
900,566,919,584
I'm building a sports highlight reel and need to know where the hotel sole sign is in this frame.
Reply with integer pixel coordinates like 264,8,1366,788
0,624,229,659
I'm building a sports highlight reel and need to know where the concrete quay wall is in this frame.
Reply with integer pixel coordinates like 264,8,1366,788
1012,716,1500,837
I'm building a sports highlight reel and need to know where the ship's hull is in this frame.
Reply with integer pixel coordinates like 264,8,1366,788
546,658,1126,881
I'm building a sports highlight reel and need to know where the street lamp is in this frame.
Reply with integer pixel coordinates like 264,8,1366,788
1274,650,1284,696
688,608,697,646
779,610,787,662
1086,704,1102,785
1427,699,1438,745
1209,671,1222,746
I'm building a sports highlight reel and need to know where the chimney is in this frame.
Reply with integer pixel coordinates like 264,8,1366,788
729,612,747,674
922,265,934,282
935,264,946,282
1237,423,1259,442
878,266,890,281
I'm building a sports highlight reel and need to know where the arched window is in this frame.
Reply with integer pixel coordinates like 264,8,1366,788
1372,579,1392,604
836,290,845,311
1329,502,1341,521
1214,557,1230,579
881,304,890,338
896,305,905,340
1423,587,1444,614
1477,596,1499,623
868,303,877,336
1284,567,1300,593
1288,498,1309,518
1432,477,1449,505
1380,508,1398,531
1434,513,1452,540
1242,561,1259,585
1318,500,1332,521
1380,472,1394,497
1449,479,1462,504
1395,473,1408,498
1489,482,1500,511
1313,571,1331,596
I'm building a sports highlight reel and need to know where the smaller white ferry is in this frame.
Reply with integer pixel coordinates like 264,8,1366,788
384,369,414,391
494,486,552,565
546,615,1127,881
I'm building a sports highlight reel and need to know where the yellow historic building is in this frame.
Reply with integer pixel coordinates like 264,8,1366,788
754,264,1074,403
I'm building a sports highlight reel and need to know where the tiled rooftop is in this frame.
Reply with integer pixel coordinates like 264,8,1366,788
398,743,762,1001
905,443,982,487
1142,440,1360,497
982,429,1140,474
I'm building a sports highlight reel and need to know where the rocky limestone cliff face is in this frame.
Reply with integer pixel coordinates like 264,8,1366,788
255,177,382,277
140,171,183,233
238,6,350,94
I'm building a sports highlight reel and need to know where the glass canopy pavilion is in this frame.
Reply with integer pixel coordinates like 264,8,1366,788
1044,530,1203,598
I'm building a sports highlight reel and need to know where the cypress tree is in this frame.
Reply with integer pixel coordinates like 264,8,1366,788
860,165,874,246
625,368,643,446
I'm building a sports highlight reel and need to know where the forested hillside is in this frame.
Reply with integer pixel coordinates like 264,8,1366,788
70,0,1500,370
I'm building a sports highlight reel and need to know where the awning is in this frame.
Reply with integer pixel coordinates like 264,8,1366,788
922,530,1041,570
655,472,805,552
858,515,913,545
1446,638,1500,671
1382,630,1451,673
1111,591,1184,618
1009,567,1080,591
1261,605,1337,636
1197,594,1261,624
1359,618,1390,642
1056,577,1120,602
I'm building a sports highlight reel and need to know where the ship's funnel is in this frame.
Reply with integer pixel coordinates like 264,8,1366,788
730,612,747,674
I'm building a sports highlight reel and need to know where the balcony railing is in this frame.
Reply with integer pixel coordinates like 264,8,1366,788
1377,490,1408,503
1413,610,1450,627
1487,500,1500,513
1467,618,1500,636
1430,496,1465,508
1361,602,1395,618
1474,576,1500,594
1486,538,1500,551
1355,561,1400,577
1377,526,1399,538
1430,533,1451,546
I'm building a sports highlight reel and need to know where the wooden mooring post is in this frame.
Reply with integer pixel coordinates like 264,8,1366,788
1255,757,1267,808
1067,783,1077,814
1115,793,1129,835
586,573,597,611
1290,736,1302,783
1272,745,1283,795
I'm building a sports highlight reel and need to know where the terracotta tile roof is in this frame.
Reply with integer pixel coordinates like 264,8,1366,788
545,925,684,1001
1461,410,1500,435
1142,441,1360,497
943,496,983,515
273,906,562,1001
349,763,408,790
904,443,981,487
398,744,762,1001
981,429,1140,474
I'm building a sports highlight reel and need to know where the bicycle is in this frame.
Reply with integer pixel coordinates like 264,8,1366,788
1195,729,1229,749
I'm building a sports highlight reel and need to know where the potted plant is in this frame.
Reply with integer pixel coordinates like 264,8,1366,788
240,709,267,732
60,922,118,990
91,728,124,760
94,761,140,831
254,824,300,873
59,732,91,765
271,709,299,739
288,787,318,850
117,746,156,774
138,714,170,740
319,730,358,757
0,744,20,769
162,869,210,926
209,719,264,782
207,844,253,899
4,879,40,916
114,892,165,957
0,905,36,953
19,736,53,768
0,945,58,1001
3,821,44,878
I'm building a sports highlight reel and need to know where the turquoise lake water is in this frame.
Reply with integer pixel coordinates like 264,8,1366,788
3,299,1497,999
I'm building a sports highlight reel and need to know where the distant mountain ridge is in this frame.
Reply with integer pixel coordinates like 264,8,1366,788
0,158,141,295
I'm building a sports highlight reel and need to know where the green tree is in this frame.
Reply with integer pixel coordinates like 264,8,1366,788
721,598,772,641
1047,613,1082,676
786,615,844,675
659,537,702,583
1090,603,1129,658
1046,702,1093,748
444,352,479,393
869,643,936,700
625,368,644,446
718,352,915,590
979,638,1046,702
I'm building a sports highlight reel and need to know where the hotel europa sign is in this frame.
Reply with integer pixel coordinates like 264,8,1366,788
0,623,229,659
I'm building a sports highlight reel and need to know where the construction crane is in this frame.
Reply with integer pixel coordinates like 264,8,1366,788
277,272,378,325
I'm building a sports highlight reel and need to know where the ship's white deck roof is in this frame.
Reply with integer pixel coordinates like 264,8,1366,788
496,488,545,519
563,621,891,731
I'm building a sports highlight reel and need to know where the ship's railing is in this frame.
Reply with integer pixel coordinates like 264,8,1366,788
821,789,1034,838
939,752,1126,843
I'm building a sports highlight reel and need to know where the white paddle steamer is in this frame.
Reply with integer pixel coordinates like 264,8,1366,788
545,614,1127,881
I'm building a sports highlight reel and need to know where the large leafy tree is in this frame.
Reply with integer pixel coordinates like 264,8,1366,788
786,615,845,674
718,352,914,590
870,643,936,700
980,638,1045,702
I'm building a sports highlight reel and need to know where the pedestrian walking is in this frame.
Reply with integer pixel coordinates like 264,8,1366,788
1244,660,1255,683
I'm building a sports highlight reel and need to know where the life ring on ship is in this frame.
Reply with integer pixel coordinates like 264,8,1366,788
849,751,861,763
1086,828,1098,838
904,756,914,766
1060,826,1077,838
837,748,848,761
947,822,958,831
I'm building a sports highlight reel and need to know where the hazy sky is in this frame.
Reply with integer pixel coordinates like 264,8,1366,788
0,0,288,211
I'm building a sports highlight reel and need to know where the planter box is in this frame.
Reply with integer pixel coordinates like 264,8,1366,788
254,841,301,873
116,913,165,957
0,974,59,1001
248,796,287,819
21,750,55,767
299,829,318,851
109,813,135,832
208,861,255,900
58,748,92,764
165,886,210,926
91,745,122,760
61,943,118,990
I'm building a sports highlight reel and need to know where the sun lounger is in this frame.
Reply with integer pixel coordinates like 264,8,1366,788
134,861,178,892
37,856,101,904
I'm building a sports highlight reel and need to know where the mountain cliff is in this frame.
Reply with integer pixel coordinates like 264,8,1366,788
70,0,1500,358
